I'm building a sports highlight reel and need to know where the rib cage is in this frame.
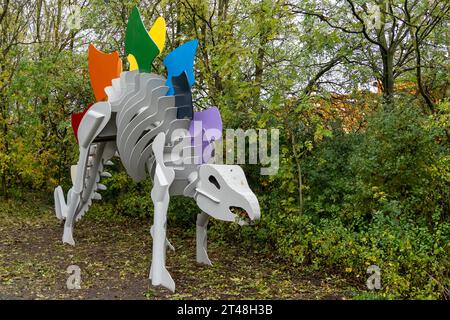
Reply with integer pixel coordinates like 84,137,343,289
106,71,191,182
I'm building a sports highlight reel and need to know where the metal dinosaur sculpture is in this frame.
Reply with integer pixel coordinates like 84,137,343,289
54,7,260,292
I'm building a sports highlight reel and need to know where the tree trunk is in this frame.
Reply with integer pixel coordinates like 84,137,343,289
254,2,268,112
291,133,303,215
254,42,265,111
381,48,394,106
412,29,435,113
54,0,62,48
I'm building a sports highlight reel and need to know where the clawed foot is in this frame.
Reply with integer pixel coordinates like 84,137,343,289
196,249,212,266
149,265,175,292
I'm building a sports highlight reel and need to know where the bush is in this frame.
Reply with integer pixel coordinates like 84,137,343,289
348,99,448,224
220,98,450,299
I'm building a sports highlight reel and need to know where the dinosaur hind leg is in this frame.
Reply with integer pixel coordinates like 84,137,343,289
196,211,212,266
62,192,79,246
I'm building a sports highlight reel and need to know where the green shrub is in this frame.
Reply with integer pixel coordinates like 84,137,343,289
221,98,450,299
348,98,448,224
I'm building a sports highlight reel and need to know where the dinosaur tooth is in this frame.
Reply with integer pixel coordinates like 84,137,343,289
97,184,107,191
93,192,102,200
101,172,112,178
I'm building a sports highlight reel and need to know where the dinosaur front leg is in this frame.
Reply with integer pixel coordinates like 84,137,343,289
148,132,176,292
150,226,175,252
196,211,212,266
149,198,175,292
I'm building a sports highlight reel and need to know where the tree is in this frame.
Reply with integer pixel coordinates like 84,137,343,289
291,0,449,108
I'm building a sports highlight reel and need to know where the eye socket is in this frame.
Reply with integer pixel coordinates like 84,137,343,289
208,175,221,189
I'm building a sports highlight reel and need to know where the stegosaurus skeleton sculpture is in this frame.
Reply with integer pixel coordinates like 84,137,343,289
54,7,260,292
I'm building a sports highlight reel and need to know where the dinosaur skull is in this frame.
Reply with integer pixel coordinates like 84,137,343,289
194,164,260,224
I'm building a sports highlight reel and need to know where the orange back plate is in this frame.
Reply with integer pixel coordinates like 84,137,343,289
88,44,122,101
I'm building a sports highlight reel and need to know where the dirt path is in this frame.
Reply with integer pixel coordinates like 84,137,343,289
0,199,354,300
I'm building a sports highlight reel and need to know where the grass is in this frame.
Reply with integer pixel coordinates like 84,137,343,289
0,196,359,300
